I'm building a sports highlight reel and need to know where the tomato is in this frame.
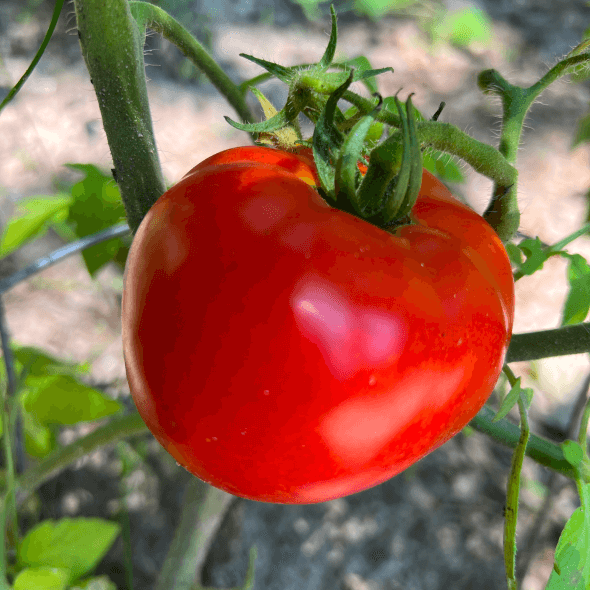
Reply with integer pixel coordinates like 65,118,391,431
122,145,514,504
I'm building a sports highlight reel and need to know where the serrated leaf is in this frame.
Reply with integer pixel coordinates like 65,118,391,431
22,374,122,425
546,484,590,589
0,194,73,258
562,253,590,325
18,518,120,586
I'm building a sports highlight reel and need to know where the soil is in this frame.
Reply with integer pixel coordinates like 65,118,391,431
1,0,590,588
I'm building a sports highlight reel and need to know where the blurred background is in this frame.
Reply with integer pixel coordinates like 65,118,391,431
1,0,590,588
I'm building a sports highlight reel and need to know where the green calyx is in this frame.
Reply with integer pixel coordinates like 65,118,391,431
224,4,421,230
315,78,423,229
225,5,394,145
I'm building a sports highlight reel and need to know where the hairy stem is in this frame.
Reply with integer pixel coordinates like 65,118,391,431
74,0,166,233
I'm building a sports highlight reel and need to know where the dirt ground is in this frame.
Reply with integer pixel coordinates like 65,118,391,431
1,0,590,588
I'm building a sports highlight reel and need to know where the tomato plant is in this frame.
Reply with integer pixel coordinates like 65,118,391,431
122,145,514,504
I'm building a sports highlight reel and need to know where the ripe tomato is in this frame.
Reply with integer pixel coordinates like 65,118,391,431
122,145,514,504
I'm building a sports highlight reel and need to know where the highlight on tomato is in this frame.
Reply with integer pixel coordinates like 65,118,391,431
121,143,514,504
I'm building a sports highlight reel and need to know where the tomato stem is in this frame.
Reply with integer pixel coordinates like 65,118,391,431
507,323,590,363
129,1,254,127
501,367,530,590
470,406,590,484
74,0,166,233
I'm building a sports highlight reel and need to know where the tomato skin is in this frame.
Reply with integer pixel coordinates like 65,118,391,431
122,146,514,504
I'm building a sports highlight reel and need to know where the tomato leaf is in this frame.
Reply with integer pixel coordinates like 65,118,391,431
22,409,56,459
561,440,584,468
13,567,70,590
0,194,73,258
431,8,493,47
545,484,590,589
493,377,533,422
515,237,550,276
562,253,590,325
22,374,122,425
17,518,120,586
57,164,129,276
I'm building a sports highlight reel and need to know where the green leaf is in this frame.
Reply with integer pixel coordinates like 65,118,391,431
0,194,73,258
561,440,584,468
562,253,590,325
546,484,590,589
22,409,56,459
22,374,122,425
422,150,464,183
17,518,120,586
13,567,70,590
71,575,118,590
354,0,417,20
14,345,88,381
60,164,128,277
505,242,523,266
493,378,533,422
433,8,493,47
517,237,551,276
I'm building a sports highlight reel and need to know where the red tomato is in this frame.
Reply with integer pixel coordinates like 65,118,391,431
122,146,514,504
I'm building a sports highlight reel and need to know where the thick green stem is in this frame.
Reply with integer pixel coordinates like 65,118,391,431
506,323,590,363
417,120,519,242
74,0,166,233
470,406,589,483
129,2,253,125
477,53,590,243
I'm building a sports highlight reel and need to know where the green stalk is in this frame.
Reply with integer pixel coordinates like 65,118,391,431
12,413,147,508
129,2,253,125
506,323,590,363
501,367,529,590
0,0,66,114
74,0,166,233
470,406,588,483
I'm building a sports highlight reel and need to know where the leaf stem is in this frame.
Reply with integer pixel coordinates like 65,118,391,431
0,0,66,114
129,1,253,125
